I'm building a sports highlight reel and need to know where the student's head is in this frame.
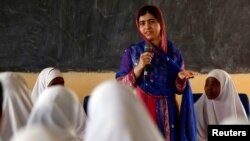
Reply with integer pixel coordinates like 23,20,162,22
39,67,64,87
85,80,164,141
45,67,64,87
31,67,64,103
205,69,234,100
28,86,81,133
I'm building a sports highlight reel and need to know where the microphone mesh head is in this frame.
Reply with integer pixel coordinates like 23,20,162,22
144,44,151,52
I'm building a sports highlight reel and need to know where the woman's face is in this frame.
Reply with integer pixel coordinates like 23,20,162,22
204,77,221,99
138,12,161,43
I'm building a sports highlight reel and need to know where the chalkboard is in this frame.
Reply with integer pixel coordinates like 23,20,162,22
0,0,249,73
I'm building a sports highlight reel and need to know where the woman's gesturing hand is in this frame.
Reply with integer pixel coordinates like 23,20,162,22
178,70,199,80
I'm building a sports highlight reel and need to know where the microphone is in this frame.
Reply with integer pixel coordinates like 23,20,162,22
144,44,151,52
144,44,151,76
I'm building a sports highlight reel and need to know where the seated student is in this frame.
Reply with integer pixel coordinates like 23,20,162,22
31,67,64,103
85,80,164,141
27,86,85,141
31,67,86,140
0,72,33,141
194,69,248,141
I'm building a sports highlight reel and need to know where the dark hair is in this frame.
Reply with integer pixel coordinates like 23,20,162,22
137,5,161,23
0,82,3,118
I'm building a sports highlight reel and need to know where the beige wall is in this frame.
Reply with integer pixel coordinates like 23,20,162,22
17,72,250,103
17,72,116,102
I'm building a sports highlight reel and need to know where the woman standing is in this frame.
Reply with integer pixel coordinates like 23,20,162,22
116,5,197,141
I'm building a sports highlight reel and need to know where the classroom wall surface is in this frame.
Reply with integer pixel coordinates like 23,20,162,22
17,72,250,103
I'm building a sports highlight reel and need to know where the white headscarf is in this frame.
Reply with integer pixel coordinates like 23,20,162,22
10,125,62,141
31,67,86,140
194,69,248,141
27,86,83,141
220,116,250,125
31,67,63,103
0,72,33,141
74,96,87,140
85,80,164,141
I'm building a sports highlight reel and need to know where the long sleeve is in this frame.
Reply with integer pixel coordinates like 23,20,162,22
116,47,138,87
116,70,137,87
175,76,187,92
